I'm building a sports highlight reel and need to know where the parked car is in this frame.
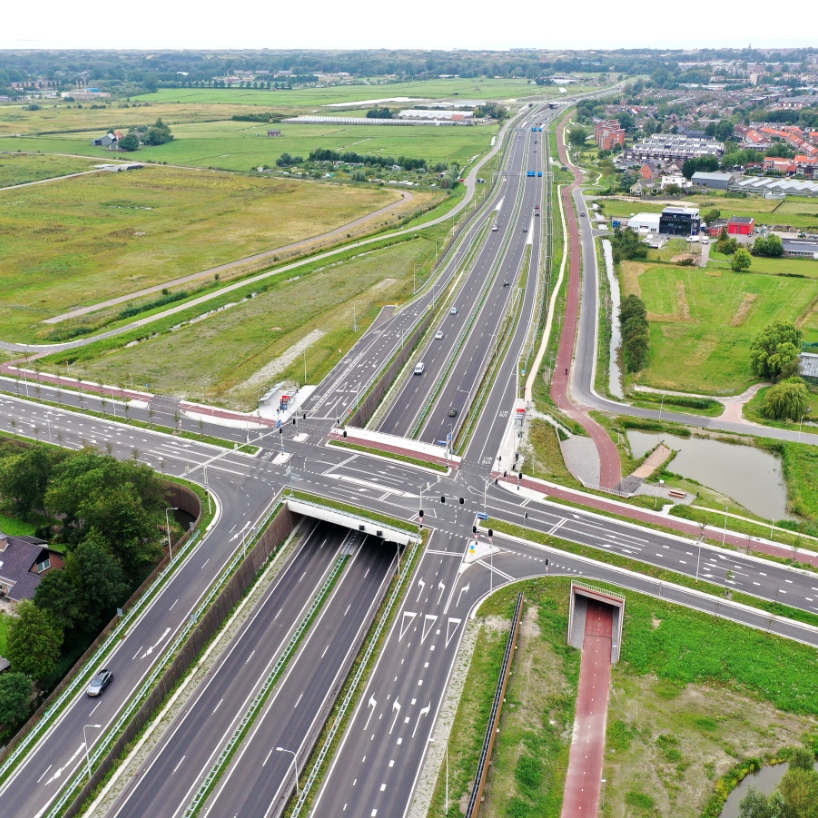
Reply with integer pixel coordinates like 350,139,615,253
87,669,113,697
414,362,425,375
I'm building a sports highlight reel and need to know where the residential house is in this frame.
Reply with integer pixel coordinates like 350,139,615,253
763,156,797,175
640,160,660,180
661,174,689,190
630,180,657,195
795,155,818,178
0,529,65,604
593,119,625,150
267,129,282,137
92,133,117,148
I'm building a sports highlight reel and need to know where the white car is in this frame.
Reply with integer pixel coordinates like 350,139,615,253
435,330,444,340
450,307,458,315
414,363,425,375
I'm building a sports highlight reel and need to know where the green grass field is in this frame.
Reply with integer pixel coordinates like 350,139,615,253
0,613,9,656
128,77,566,108
624,263,818,393
72,235,438,408
0,165,402,342
0,511,37,536
0,152,100,187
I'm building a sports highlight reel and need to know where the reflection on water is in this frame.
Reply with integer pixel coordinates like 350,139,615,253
626,431,790,521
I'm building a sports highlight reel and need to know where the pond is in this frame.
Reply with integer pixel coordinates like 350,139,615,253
626,431,791,521
719,763,791,818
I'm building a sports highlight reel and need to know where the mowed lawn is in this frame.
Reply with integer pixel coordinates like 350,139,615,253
77,238,435,408
0,165,400,342
0,152,101,187
624,263,818,394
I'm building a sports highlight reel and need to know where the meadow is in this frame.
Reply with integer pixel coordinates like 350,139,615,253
0,165,401,342
622,262,818,393
427,576,818,818
70,235,439,408
0,152,100,187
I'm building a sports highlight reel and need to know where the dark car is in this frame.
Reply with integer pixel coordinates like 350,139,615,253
448,407,458,418
87,669,113,697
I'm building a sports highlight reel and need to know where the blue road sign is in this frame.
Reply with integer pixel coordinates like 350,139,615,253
477,512,489,521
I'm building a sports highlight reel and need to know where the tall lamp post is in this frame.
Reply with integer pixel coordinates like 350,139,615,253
165,507,178,561
83,724,102,780
798,414,808,443
276,747,299,795
722,505,728,547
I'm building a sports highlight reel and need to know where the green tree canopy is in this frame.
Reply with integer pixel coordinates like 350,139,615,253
71,532,130,630
568,127,588,147
118,133,140,152
750,321,804,381
0,672,33,727
33,569,86,633
144,118,173,146
6,600,63,680
753,234,784,257
761,378,811,422
731,247,753,271
0,444,56,516
779,768,818,818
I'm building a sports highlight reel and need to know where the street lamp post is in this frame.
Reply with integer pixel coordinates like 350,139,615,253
722,505,728,547
276,747,299,795
601,779,607,809
165,507,178,561
798,414,807,443
83,724,102,780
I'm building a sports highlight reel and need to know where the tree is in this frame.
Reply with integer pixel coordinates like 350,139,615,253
0,673,32,727
682,156,720,179
788,747,817,772
716,120,735,141
351,169,366,182
779,768,818,818
761,378,811,421
704,208,721,224
142,73,159,93
33,570,86,633
72,533,130,630
144,118,173,146
118,134,140,152
0,445,55,516
731,248,752,272
739,787,773,818
6,600,63,680
620,295,650,372
750,321,803,381
753,234,784,257
567,127,588,147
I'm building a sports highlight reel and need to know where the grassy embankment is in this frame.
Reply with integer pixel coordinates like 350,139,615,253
0,153,102,186
426,577,818,818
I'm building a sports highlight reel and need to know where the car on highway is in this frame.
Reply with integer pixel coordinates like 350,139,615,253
450,306,458,315
448,407,458,417
414,363,425,375
537,171,543,177
503,281,510,287
435,330,444,340
526,171,535,177
580,211,586,216
492,224,499,232
522,226,528,232
87,669,113,697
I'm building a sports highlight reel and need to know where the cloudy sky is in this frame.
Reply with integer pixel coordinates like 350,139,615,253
1,0,810,51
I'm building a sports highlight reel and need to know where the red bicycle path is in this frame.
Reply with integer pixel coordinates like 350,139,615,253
560,599,613,818
550,117,622,490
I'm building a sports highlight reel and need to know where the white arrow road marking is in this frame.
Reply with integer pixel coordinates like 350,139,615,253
446,618,462,649
437,581,446,605
421,615,438,644
455,583,471,609
45,743,85,786
389,699,401,734
364,695,378,731
142,627,171,659
230,521,250,542
415,578,426,602
412,703,431,738
399,611,417,641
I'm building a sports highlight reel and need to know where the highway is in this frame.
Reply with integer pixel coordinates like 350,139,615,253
1,86,817,818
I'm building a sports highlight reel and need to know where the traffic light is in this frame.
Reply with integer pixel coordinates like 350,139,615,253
503,470,507,478
302,412,307,420
292,418,296,426
459,497,465,505
343,429,347,438
419,509,424,520
524,511,528,521
472,525,477,535
518,472,523,481
488,529,493,537
279,427,283,435
440,496,446,504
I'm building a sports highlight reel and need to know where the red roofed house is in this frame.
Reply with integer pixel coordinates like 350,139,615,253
763,156,797,175
794,155,817,178
640,160,660,180
594,119,626,150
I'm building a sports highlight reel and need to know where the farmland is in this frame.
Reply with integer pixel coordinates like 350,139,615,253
0,152,101,187
0,165,406,342
68,236,439,409
621,262,818,393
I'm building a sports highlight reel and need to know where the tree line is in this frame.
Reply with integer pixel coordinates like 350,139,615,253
0,443,174,730
307,148,428,170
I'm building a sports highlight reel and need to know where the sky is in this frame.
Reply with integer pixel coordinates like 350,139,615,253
1,0,812,51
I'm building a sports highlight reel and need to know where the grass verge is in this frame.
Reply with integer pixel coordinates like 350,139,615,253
327,439,448,472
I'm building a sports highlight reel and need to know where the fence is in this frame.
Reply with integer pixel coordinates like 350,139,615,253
60,504,299,818
0,481,202,768
465,593,525,818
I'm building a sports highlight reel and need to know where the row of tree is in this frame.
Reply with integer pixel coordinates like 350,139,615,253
307,148,428,170
620,295,650,373
0,443,172,727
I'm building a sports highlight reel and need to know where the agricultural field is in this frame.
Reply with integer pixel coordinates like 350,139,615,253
0,152,101,187
69,236,438,409
621,262,818,393
128,77,568,108
0,164,407,342
428,577,818,818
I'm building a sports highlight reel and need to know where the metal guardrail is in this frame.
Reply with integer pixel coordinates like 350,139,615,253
0,524,202,788
464,592,525,818
181,540,354,818
572,580,626,601
43,497,285,818
289,536,421,817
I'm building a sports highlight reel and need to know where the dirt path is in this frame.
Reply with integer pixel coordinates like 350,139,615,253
560,599,613,818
